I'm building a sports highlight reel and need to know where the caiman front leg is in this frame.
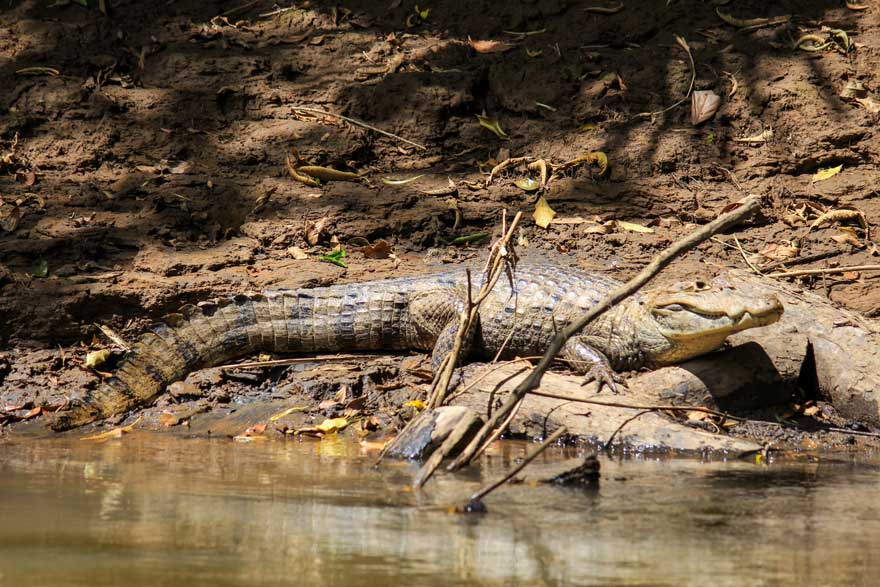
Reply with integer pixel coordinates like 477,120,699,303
561,337,626,394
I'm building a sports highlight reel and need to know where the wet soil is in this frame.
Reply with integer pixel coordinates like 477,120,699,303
2,0,880,447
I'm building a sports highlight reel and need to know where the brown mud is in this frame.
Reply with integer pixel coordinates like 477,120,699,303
2,1,880,450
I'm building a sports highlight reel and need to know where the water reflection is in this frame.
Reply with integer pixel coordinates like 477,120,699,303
0,435,877,586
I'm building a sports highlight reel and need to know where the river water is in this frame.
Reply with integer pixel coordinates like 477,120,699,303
0,434,877,586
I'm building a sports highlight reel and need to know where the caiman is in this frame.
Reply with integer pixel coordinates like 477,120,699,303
51,264,783,430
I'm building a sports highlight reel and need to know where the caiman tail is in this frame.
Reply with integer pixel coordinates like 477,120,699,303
50,284,413,430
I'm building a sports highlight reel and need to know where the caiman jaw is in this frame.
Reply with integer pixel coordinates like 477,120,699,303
643,279,784,365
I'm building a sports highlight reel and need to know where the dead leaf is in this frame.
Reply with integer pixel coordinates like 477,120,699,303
0,204,22,232
468,38,514,53
81,417,141,441
84,349,112,369
757,242,799,262
691,90,721,125
288,246,309,259
404,399,426,410
360,239,392,259
830,231,864,249
514,177,540,191
812,164,843,183
616,220,654,233
306,217,330,245
533,196,556,228
476,114,509,139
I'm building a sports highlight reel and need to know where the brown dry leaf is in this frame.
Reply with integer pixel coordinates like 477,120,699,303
616,220,654,233
841,271,861,280
810,208,869,238
551,216,589,225
468,38,514,53
691,90,721,125
757,242,799,261
830,229,865,249
235,423,268,440
360,239,392,259
533,196,556,228
159,411,183,427
22,406,43,420
583,222,609,235
16,170,36,186
288,246,309,260
0,204,22,233
296,165,360,182
306,217,330,245
855,97,880,114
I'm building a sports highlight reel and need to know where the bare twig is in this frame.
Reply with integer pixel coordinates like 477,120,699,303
602,410,655,450
528,390,747,422
291,106,426,150
95,324,130,352
635,36,695,121
218,353,373,370
447,195,763,472
733,235,763,274
767,265,880,278
427,211,522,407
464,425,568,507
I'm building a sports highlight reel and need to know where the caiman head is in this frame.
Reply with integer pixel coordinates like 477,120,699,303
637,278,783,366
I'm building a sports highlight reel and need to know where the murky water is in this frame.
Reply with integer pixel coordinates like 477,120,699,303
1,435,878,587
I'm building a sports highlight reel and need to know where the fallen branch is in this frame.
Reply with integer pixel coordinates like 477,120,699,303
447,194,763,472
218,353,374,370
291,106,427,150
459,425,568,512
767,265,880,278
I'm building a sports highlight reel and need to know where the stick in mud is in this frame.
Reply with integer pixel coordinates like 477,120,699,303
446,194,764,473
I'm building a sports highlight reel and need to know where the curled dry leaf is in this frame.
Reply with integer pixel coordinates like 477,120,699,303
468,38,515,53
306,217,330,245
0,204,22,232
691,90,721,125
297,165,360,182
616,220,654,233
533,196,556,228
476,114,509,139
287,246,308,260
733,128,773,143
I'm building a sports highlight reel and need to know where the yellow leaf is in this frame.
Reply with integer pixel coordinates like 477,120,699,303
404,399,426,410
81,417,141,441
533,196,556,228
812,164,843,183
514,177,540,191
84,349,112,369
476,114,509,139
316,417,349,434
616,220,654,233
269,405,309,421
